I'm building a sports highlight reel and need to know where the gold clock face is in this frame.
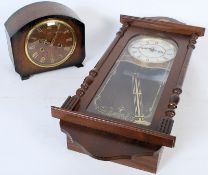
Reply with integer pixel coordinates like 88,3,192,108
25,19,77,68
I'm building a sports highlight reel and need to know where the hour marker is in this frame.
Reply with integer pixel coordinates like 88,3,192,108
39,39,46,44
64,30,69,34
51,58,55,63
30,37,37,41
64,46,71,52
56,23,61,29
29,45,35,50
40,57,46,63
43,40,50,45
37,27,43,33
32,52,38,58
66,37,72,42
57,43,62,48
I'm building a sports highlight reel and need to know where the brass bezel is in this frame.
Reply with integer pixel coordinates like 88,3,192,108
25,19,77,68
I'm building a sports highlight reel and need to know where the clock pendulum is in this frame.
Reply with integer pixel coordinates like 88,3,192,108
132,73,147,125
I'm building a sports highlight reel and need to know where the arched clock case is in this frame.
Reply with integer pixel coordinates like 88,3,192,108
5,1,85,80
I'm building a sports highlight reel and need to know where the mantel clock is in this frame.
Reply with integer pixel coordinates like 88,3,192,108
51,15,205,173
5,1,85,80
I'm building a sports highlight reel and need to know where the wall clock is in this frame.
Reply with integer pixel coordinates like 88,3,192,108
51,15,205,173
5,1,85,80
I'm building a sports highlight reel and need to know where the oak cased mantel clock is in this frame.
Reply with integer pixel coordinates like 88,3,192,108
5,1,85,80
51,15,205,173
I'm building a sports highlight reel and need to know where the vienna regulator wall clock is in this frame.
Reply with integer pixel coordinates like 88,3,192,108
5,1,85,80
52,15,205,173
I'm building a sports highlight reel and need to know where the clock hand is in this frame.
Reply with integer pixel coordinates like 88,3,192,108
49,24,60,61
50,24,60,46
139,46,164,54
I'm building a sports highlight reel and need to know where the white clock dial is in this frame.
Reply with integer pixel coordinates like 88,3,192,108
128,36,178,63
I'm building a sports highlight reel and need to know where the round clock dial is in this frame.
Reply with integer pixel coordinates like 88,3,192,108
128,36,178,63
25,19,77,67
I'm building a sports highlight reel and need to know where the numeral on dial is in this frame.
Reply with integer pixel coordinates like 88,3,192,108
50,58,55,63
30,37,37,41
44,40,50,45
64,47,70,52
32,52,38,59
57,43,63,48
64,46,71,52
40,57,46,63
66,38,72,42
37,27,43,33
29,45,35,50
64,30,69,34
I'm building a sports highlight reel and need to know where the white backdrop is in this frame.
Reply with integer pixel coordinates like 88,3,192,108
0,0,207,175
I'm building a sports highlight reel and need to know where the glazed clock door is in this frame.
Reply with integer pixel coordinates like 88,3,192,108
87,35,178,126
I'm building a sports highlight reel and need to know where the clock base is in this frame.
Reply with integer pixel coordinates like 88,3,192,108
75,63,84,68
21,75,30,80
18,63,85,80
66,136,163,174
57,114,164,174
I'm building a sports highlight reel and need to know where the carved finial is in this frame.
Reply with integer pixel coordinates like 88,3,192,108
75,68,98,98
62,68,99,110
117,22,129,37
188,33,198,49
165,87,183,118
158,87,182,133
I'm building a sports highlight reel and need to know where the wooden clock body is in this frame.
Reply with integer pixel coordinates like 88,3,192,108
52,15,204,173
5,1,85,80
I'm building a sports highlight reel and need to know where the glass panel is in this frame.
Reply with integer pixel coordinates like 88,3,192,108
87,35,178,126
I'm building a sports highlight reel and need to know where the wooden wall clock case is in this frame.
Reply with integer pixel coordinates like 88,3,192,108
51,15,205,173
